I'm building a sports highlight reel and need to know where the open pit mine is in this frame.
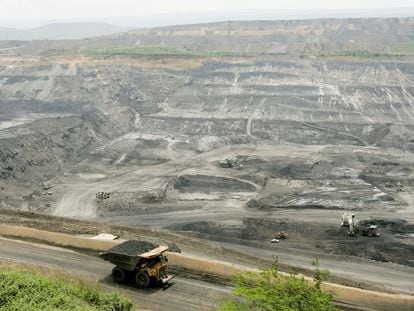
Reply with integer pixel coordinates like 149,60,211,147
1,18,414,308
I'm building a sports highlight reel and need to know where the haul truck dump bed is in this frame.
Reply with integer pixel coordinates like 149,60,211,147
99,240,175,288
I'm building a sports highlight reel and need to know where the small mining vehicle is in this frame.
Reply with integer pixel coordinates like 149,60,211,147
99,240,175,288
274,231,289,239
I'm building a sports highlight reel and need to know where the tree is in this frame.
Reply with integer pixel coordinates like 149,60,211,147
220,260,337,311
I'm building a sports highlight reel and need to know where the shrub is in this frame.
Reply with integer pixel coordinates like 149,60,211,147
220,260,337,311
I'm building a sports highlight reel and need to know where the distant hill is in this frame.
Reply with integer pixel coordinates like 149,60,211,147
99,18,414,57
91,7,414,28
0,22,127,40
2,17,414,57
2,7,414,29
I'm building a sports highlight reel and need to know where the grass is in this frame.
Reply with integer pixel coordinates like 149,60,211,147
306,43,414,59
389,41,414,55
313,50,405,58
0,263,134,311
79,45,251,58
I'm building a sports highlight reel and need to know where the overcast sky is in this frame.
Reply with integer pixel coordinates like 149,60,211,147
1,0,413,20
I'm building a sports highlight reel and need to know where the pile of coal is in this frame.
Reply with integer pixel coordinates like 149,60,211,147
108,240,157,255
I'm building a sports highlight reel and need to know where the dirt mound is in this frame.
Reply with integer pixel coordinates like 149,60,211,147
246,199,276,210
325,235,414,267
169,218,330,244
173,175,256,193
358,219,414,234
246,199,337,210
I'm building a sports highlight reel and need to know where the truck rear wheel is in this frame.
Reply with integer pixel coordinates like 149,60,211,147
135,272,150,288
111,266,126,283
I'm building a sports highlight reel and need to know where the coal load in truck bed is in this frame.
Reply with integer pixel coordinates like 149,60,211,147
108,240,157,256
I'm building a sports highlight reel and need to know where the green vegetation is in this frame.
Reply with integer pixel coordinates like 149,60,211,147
315,50,405,58
0,264,134,311
80,45,250,58
389,41,414,55
220,260,337,311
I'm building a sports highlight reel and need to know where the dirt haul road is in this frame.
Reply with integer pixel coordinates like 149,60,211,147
0,237,231,311
208,241,414,295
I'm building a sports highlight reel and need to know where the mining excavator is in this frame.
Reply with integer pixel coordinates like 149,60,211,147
341,213,380,237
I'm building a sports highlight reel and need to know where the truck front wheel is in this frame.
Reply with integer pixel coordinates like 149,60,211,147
112,266,126,283
135,271,150,288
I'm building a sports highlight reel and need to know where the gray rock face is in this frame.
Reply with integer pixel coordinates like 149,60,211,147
1,57,413,191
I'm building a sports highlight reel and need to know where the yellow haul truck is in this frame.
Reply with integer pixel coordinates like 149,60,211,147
99,240,175,288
